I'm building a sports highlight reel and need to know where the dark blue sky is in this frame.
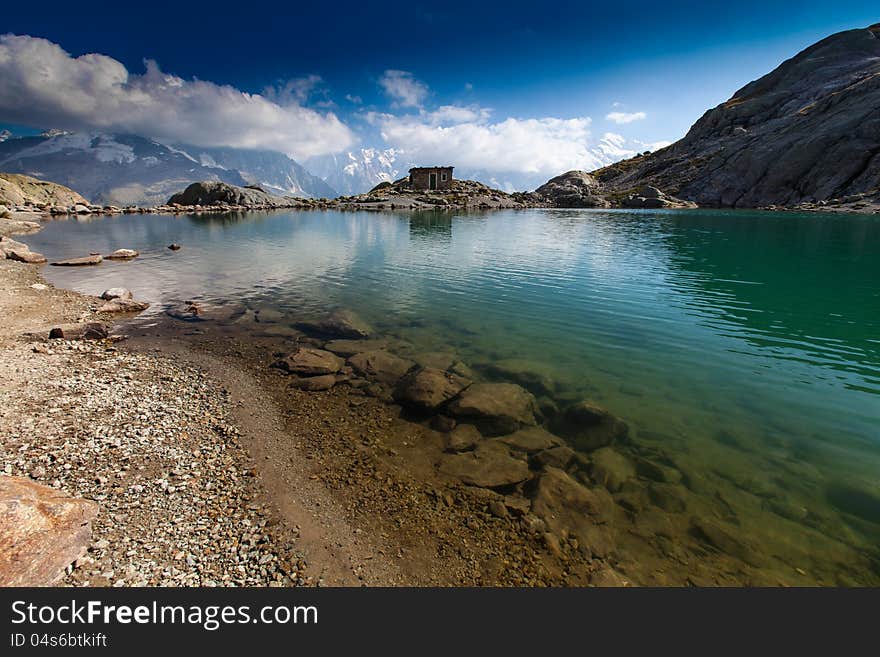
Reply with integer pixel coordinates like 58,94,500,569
1,1,877,176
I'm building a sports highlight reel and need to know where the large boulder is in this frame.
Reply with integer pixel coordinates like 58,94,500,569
296,309,372,339
550,400,628,451
348,350,414,385
438,442,531,488
476,358,556,397
0,476,98,586
530,467,615,557
273,347,344,376
532,171,611,208
393,367,471,411
447,383,538,436
168,181,281,207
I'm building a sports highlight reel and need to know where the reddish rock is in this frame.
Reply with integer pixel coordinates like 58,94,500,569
0,476,98,586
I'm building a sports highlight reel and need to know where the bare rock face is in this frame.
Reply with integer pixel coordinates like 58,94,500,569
447,382,538,436
273,347,344,376
0,475,98,586
593,24,880,208
0,173,89,208
393,366,471,411
438,442,530,488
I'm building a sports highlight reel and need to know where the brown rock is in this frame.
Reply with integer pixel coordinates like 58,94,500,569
0,475,98,586
443,424,481,452
296,309,372,339
438,442,531,488
348,350,415,385
495,426,563,453
6,249,47,264
550,400,628,451
289,374,337,391
96,299,150,313
50,255,103,266
274,347,344,376
393,366,471,411
447,382,538,436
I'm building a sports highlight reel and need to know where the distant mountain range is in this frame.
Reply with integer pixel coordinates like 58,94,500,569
0,131,337,206
305,133,657,196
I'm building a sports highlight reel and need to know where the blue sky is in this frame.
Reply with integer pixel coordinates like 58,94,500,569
1,1,877,180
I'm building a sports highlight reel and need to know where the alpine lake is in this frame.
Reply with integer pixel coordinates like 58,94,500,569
26,207,880,586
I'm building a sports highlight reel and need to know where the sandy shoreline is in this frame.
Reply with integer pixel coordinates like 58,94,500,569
1,215,601,586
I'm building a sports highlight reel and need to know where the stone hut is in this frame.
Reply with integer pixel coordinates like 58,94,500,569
409,166,454,191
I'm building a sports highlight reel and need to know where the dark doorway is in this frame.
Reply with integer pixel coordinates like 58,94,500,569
429,172,438,190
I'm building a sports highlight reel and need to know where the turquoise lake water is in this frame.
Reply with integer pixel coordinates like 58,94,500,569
26,208,880,584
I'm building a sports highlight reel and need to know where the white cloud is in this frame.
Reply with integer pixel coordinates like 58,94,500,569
378,70,429,108
635,139,672,151
372,105,611,176
606,111,647,124
0,34,355,159
345,94,363,104
263,74,323,105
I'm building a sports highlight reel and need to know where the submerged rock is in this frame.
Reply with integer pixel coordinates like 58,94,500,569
550,400,628,451
438,442,531,488
273,347,344,376
495,426,563,453
393,366,471,411
50,255,102,266
477,358,557,397
288,374,338,391
296,309,372,339
443,424,482,452
447,382,538,436
324,339,388,357
0,475,98,586
589,447,636,492
530,467,613,557
348,350,414,385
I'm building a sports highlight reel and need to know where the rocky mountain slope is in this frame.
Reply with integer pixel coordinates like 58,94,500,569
591,23,880,208
0,132,336,206
0,173,89,207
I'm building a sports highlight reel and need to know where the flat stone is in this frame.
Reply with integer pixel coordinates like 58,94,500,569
447,382,538,436
495,426,563,453
104,248,139,259
438,442,531,488
0,475,98,586
348,350,415,385
533,445,576,469
274,347,344,376
393,367,471,411
289,374,337,391
96,299,150,313
443,424,481,452
6,249,47,264
296,309,372,339
51,255,103,266
323,339,388,357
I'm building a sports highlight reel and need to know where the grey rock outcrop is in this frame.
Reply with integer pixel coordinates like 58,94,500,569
593,24,880,208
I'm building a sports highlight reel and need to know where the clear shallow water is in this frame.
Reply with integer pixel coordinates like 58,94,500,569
27,208,880,584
